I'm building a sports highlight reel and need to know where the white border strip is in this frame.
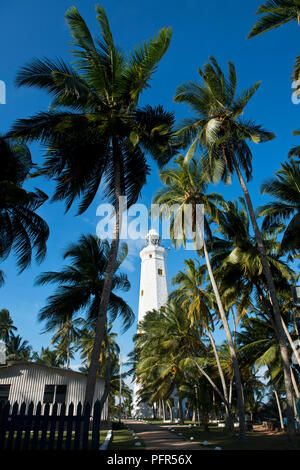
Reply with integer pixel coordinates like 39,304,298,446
99,429,112,450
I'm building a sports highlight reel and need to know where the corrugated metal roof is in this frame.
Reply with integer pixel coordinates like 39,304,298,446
0,361,104,380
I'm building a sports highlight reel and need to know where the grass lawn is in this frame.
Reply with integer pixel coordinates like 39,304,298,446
3,429,108,450
108,429,144,450
167,425,300,450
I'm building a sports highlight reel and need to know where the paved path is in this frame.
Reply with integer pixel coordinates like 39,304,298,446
124,420,206,450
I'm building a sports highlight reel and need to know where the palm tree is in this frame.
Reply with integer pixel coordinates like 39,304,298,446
77,323,119,373
211,198,294,306
171,258,235,433
0,136,49,279
153,155,245,438
258,159,300,258
237,314,287,426
35,234,133,337
134,301,234,426
248,1,300,81
78,323,120,419
174,57,296,443
211,198,300,367
0,309,17,342
31,346,64,367
10,5,175,404
50,316,83,368
6,334,31,361
248,1,300,39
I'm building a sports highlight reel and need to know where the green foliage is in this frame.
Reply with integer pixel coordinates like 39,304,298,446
35,234,134,334
248,1,300,39
0,136,49,276
10,5,176,214
174,57,274,184
258,159,300,258
0,309,17,342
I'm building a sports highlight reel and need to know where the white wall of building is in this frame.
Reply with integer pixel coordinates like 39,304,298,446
0,362,108,419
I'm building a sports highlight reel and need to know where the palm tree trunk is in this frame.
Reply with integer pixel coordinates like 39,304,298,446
207,329,235,434
168,401,174,422
84,138,122,406
292,309,299,337
192,357,233,420
281,317,300,367
290,367,300,398
212,390,217,419
162,399,166,421
274,388,284,430
232,307,237,345
178,396,184,424
229,378,233,405
99,329,111,418
198,227,246,440
232,157,296,446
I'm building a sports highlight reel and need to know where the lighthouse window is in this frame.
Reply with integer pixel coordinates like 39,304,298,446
141,290,144,296
158,269,163,275
149,254,152,258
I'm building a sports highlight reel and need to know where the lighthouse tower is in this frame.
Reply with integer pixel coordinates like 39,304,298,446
133,229,169,418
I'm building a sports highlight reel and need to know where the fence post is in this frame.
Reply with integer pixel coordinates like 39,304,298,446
39,402,50,450
56,403,66,450
31,402,42,450
0,401,10,450
6,401,18,450
48,402,58,450
82,402,91,450
65,402,74,450
23,401,34,450
91,400,101,450
74,402,82,450
14,402,26,450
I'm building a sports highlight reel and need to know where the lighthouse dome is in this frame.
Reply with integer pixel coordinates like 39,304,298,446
145,228,160,246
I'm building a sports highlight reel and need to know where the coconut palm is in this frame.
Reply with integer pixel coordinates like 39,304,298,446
78,323,120,420
171,258,235,433
134,301,235,426
31,347,64,367
49,316,83,368
248,1,300,39
0,309,17,342
211,198,300,369
248,1,300,81
212,197,300,373
133,307,184,418
35,234,133,336
10,5,175,404
6,334,31,361
77,323,119,373
174,57,296,443
258,159,300,258
0,136,49,279
153,155,245,438
212,198,294,313
237,314,287,427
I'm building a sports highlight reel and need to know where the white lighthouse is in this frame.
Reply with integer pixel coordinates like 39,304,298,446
132,229,169,418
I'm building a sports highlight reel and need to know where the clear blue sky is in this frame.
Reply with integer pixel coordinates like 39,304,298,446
1,1,299,380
